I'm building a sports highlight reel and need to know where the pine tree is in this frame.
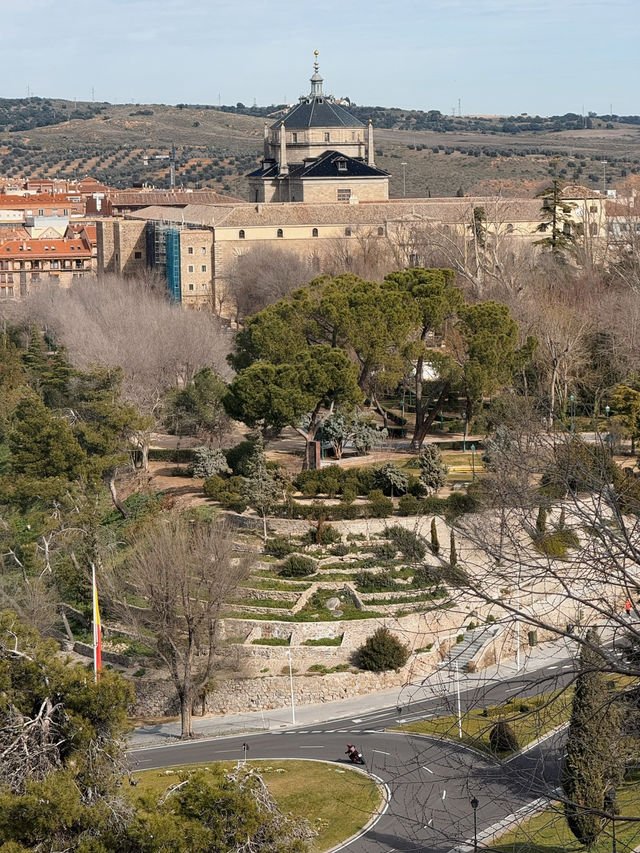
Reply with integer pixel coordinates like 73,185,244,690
242,433,281,542
562,629,624,846
419,445,448,494
536,505,547,535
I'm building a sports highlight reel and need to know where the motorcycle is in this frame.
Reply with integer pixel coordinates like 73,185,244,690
346,744,366,765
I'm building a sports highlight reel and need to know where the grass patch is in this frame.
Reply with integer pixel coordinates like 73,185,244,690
395,689,573,755
307,663,351,674
534,529,580,558
231,597,296,610
488,772,640,853
302,636,343,646
132,760,382,852
251,637,290,646
243,578,313,591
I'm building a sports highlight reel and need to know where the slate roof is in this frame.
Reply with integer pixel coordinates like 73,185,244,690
272,97,363,129
247,150,389,181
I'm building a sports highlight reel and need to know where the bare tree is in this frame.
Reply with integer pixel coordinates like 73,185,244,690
228,245,314,321
107,516,253,738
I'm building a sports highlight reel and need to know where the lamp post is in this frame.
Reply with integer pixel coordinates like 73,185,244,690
439,410,444,431
569,394,575,433
401,162,407,198
470,443,476,482
285,649,296,725
470,797,479,853
605,788,617,853
462,411,467,452
605,404,610,426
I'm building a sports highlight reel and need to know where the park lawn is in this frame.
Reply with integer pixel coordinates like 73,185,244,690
133,759,381,852
393,689,574,755
489,772,640,853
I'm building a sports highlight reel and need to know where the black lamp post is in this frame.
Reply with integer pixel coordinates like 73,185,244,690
605,789,617,853
462,411,467,452
470,796,479,852
470,443,476,482
569,394,576,433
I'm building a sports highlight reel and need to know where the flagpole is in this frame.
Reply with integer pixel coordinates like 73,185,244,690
92,563,101,683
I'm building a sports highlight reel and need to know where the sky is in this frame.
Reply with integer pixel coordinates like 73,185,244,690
3,0,639,116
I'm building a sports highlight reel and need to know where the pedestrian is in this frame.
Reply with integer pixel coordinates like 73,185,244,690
625,599,632,618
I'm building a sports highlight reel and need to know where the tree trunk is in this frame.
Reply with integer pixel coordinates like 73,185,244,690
106,473,128,519
262,512,267,544
180,694,194,739
412,383,451,448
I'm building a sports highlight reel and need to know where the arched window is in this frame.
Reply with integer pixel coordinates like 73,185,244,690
277,228,284,238
345,227,352,237
239,229,245,239
506,224,514,234
312,228,319,237
377,226,384,236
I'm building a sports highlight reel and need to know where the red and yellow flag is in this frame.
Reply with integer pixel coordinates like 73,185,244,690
92,564,102,682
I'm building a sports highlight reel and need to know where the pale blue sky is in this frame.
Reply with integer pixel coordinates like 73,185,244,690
4,0,638,115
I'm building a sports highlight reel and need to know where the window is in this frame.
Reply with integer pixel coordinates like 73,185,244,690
337,159,347,172
292,133,298,143
188,265,194,273
324,132,330,143
188,283,194,291
188,246,194,254
201,247,206,254
38,209,44,216
312,228,318,237
337,188,351,202
351,132,355,140
7,274,13,283
377,226,384,236
239,230,245,239
590,205,598,213
277,228,284,238
7,286,13,297
506,223,514,234
344,227,352,237
64,209,69,216
51,261,60,270
201,265,207,272
589,222,598,236
134,251,142,259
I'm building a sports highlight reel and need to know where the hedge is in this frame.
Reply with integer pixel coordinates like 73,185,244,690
271,491,477,521
148,448,196,463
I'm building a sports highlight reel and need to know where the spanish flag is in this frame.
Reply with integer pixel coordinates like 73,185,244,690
92,563,102,683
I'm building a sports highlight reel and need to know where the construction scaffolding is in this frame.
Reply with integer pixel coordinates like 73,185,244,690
145,222,181,304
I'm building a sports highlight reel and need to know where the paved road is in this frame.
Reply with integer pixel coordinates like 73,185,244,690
130,659,580,853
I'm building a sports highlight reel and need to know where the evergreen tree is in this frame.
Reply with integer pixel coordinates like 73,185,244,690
373,462,408,497
419,445,448,494
449,530,458,567
430,517,440,555
562,629,624,846
536,505,547,535
242,434,282,542
535,178,577,258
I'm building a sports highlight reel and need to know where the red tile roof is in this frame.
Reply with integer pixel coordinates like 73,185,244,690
0,238,92,258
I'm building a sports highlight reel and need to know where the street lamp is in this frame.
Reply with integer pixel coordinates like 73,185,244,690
401,162,407,198
605,788,617,853
470,796,479,853
470,443,476,482
462,411,467,452
569,394,575,433
285,649,296,725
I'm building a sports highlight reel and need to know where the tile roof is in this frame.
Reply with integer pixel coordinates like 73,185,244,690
273,96,364,129
0,238,92,257
126,197,546,230
110,189,244,207
0,193,81,209
248,150,389,181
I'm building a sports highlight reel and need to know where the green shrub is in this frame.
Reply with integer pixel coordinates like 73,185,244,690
386,525,427,561
354,570,399,592
280,554,317,577
373,541,397,560
489,720,519,753
355,627,410,672
302,636,343,646
148,448,195,463
411,566,440,588
265,536,295,558
430,517,440,555
203,474,226,499
398,494,421,515
225,440,255,476
330,543,349,556
365,490,394,518
534,529,579,557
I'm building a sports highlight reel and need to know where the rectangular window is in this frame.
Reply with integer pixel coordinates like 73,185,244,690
188,246,194,254
7,286,13,297
590,205,598,213
188,283,194,291
188,265,194,273
200,247,206,254
337,188,351,202
134,251,142,259
324,132,330,142
201,265,207,272
292,133,298,143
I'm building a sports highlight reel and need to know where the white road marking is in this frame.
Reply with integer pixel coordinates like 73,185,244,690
423,766,434,773
562,665,572,669
352,718,363,723
299,745,324,749
505,687,522,693
337,729,349,732
372,750,391,755
364,730,384,733
442,789,446,801
547,665,559,669
326,730,336,733
311,730,322,733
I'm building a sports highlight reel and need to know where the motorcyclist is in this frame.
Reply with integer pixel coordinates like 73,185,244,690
346,743,358,761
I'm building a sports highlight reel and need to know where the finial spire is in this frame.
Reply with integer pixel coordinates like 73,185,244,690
310,49,323,96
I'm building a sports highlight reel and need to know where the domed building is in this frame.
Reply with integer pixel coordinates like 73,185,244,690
248,53,390,204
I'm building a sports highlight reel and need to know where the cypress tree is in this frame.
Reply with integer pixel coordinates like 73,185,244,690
562,629,624,846
536,504,547,534
449,530,457,567
430,517,440,555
